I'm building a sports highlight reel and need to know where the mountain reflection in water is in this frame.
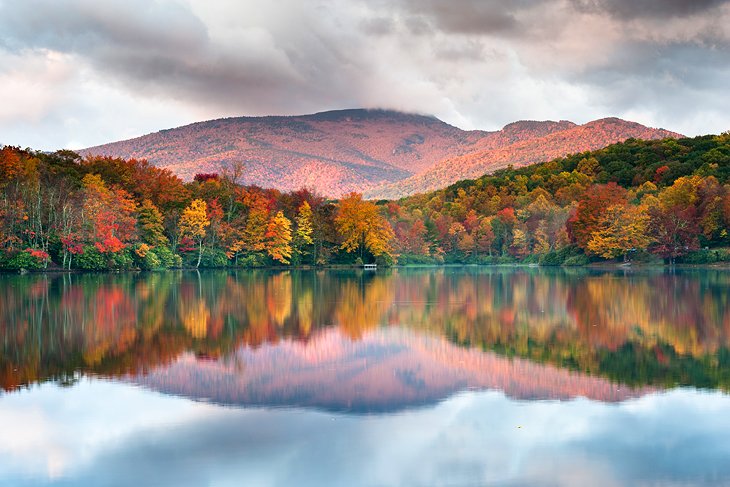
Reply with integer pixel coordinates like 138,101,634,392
1,268,729,410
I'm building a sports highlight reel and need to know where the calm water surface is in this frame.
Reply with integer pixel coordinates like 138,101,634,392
1,268,730,486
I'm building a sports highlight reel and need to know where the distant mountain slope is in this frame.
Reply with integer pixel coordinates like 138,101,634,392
365,118,683,199
81,109,491,197
81,109,681,198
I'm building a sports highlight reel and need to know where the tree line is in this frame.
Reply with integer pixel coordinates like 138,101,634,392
0,150,393,270
1,132,729,271
386,133,730,265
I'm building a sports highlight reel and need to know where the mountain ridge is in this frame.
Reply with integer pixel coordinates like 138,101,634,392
365,116,682,199
80,109,682,198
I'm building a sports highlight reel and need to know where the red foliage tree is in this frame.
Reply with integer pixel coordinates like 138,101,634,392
568,183,628,250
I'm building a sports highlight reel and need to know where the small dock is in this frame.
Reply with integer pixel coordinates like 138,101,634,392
362,263,377,270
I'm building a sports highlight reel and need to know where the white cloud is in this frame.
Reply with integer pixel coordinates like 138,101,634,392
0,0,729,150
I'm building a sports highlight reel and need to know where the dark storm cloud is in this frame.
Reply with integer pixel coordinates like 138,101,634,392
398,0,522,34
571,0,729,19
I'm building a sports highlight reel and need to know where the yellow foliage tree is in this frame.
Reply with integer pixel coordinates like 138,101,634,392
335,193,394,262
587,204,650,261
179,199,210,268
293,201,314,264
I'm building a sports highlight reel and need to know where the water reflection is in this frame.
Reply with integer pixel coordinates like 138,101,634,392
1,268,730,407
3,382,730,487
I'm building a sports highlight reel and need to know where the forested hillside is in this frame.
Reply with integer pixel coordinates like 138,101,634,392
1,133,729,271
80,109,679,198
387,133,730,265
366,117,681,199
80,109,488,197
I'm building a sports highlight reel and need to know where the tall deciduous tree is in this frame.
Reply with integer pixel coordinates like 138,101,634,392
586,204,650,261
335,193,394,261
293,201,314,264
137,199,169,247
569,183,627,251
265,211,293,264
82,174,137,254
179,199,209,268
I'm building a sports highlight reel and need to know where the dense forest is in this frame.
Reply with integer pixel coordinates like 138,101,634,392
388,132,730,265
1,132,730,271
0,148,393,270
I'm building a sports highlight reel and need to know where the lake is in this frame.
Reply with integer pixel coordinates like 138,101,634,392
1,268,730,486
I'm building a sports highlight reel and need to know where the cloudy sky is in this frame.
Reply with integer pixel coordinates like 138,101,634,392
1,0,729,150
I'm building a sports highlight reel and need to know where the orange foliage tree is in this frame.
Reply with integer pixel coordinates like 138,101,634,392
265,211,293,264
569,183,627,252
335,193,394,262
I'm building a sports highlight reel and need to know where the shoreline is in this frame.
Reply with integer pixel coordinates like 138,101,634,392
3,261,730,275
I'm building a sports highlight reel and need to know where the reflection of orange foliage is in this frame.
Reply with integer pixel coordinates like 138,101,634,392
83,286,138,365
335,276,393,340
180,299,210,339
267,273,292,326
297,289,314,337
567,275,726,357
3,269,730,391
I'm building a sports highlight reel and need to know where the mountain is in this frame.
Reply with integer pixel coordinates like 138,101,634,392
365,117,683,199
80,109,489,197
80,110,682,198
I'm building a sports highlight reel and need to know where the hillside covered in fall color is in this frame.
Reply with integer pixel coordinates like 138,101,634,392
81,109,484,197
367,117,682,199
2,132,730,272
79,109,680,198
387,133,730,266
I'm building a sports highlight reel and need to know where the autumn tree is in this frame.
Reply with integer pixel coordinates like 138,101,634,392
475,217,495,256
569,183,627,251
492,207,517,256
335,193,394,261
179,199,210,268
648,204,700,264
648,179,703,264
448,222,471,257
240,188,269,256
137,199,169,247
586,204,650,261
265,211,293,264
81,173,138,255
206,198,224,248
293,201,314,264
403,218,429,255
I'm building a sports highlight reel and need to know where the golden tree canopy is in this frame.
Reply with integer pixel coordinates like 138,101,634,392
335,193,394,257
265,210,293,264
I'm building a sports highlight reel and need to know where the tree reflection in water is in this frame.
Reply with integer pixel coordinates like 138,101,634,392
1,268,729,399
